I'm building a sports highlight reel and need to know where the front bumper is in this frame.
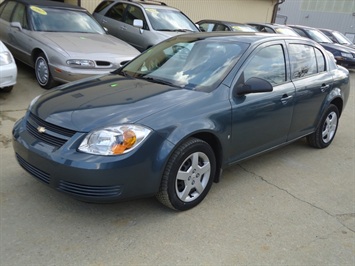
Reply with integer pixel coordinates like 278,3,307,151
0,61,17,89
12,114,171,203
335,56,355,69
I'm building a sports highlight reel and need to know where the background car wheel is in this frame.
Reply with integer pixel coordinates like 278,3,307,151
156,138,216,211
1,86,13,92
35,53,56,89
307,104,339,149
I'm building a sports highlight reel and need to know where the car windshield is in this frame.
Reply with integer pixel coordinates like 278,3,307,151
333,31,353,45
275,28,299,36
307,29,332,43
29,6,105,33
145,8,197,32
120,37,249,92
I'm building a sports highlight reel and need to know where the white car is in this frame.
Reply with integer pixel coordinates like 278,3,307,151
0,40,17,92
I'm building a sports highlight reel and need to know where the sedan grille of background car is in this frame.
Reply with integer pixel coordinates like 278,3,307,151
16,153,50,184
26,113,76,148
95,60,111,67
58,180,122,198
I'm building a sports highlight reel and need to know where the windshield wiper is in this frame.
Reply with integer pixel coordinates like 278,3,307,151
141,76,179,87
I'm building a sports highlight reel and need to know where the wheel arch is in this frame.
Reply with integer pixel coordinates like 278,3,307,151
31,48,46,65
166,131,224,184
330,97,343,117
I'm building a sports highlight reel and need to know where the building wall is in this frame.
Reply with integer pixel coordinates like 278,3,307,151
81,0,277,23
276,0,355,41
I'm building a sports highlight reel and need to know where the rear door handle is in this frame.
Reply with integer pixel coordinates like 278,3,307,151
320,84,329,92
120,26,127,30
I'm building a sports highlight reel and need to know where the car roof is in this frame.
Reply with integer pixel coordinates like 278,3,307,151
288,24,318,30
7,0,86,10
176,31,315,44
249,23,292,29
197,19,247,26
109,0,177,10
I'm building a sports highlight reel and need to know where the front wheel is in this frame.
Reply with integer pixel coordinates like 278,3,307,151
307,104,339,149
35,53,56,89
156,138,216,211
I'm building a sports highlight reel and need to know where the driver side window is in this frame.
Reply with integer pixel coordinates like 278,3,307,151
243,44,286,86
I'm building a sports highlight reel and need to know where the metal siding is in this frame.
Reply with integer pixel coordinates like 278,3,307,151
80,0,277,23
277,0,355,39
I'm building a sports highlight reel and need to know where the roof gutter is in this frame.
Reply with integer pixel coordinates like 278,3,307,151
271,0,285,23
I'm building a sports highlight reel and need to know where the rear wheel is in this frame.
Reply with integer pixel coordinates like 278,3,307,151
35,53,56,89
156,138,216,211
307,104,339,148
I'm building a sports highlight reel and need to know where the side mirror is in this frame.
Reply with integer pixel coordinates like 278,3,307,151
10,22,22,31
235,77,273,96
133,19,143,29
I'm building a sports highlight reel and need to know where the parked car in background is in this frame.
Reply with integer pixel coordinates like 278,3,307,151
318,28,355,49
93,0,199,52
0,40,17,92
13,32,350,211
0,0,140,89
289,25,355,69
197,19,258,32
248,23,299,36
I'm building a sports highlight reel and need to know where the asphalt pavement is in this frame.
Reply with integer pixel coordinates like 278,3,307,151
0,62,354,265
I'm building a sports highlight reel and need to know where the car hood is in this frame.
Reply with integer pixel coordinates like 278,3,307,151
320,42,355,53
154,30,190,42
41,32,139,59
31,74,203,132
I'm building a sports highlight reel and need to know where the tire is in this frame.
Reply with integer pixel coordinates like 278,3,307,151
1,86,13,92
156,138,216,211
35,53,56,89
307,104,339,149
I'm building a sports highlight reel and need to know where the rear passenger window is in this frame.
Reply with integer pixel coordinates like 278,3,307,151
315,48,326,72
94,1,114,13
243,44,286,86
0,1,16,22
289,44,317,79
105,3,126,21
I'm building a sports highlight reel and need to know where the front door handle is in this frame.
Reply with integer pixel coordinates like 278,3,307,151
281,94,293,105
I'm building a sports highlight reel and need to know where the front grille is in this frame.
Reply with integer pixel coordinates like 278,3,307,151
16,153,50,184
95,60,111,67
59,180,122,198
26,113,76,148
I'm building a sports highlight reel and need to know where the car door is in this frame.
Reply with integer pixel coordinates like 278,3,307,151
286,42,334,140
97,3,128,42
7,2,32,65
229,41,296,162
120,4,150,51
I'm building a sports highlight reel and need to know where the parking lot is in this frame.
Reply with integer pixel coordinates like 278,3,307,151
0,62,354,265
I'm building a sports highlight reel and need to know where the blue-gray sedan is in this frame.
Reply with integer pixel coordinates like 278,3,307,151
12,32,350,211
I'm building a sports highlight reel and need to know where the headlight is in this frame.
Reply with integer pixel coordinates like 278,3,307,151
29,95,41,109
78,125,151,155
0,51,13,65
67,59,95,68
340,52,353,59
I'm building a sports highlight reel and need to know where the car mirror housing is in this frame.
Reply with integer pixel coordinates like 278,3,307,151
133,19,143,29
235,77,273,96
10,22,22,31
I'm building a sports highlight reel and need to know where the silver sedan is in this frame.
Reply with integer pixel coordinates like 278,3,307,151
0,0,140,89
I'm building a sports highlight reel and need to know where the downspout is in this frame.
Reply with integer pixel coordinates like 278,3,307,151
271,0,285,23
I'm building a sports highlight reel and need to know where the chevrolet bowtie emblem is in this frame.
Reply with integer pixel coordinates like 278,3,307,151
37,126,46,133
